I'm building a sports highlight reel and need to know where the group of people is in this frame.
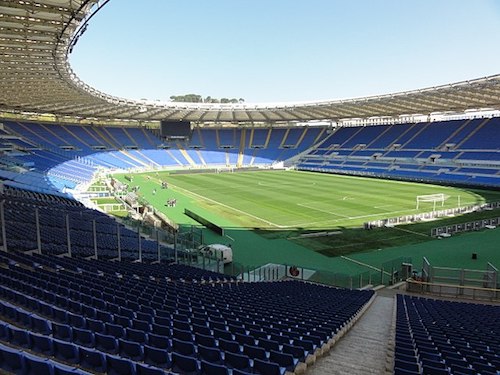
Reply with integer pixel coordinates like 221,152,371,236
166,198,177,207
125,175,177,207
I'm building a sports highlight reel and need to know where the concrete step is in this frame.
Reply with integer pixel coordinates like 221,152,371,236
307,294,394,375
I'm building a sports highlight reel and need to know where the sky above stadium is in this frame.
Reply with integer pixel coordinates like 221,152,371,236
70,0,500,103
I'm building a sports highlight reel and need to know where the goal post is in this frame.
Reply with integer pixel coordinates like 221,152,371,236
416,193,450,211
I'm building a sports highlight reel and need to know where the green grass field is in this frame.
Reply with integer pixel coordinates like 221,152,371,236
112,170,500,278
145,170,496,228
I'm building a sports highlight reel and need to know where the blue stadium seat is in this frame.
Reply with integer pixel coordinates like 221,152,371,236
68,312,86,329
269,350,297,372
52,322,72,341
143,345,171,369
73,327,95,347
258,338,280,352
152,323,171,337
0,344,26,373
282,343,306,362
86,318,106,334
52,307,68,324
132,319,151,332
172,338,196,356
218,338,241,354
213,328,233,341
234,333,255,347
292,339,316,353
223,351,252,372
198,344,223,364
95,333,119,354
173,327,194,342
24,354,55,375
200,360,229,375
119,338,144,361
30,332,54,356
53,339,80,364
195,333,217,348
243,344,267,361
126,327,148,344
421,365,450,375
231,369,254,375
171,352,200,375
135,363,167,375
253,358,283,375
9,325,31,348
192,323,212,336
106,323,126,339
79,347,107,373
394,366,421,375
52,362,91,375
0,321,11,341
147,333,170,349
106,354,136,375
31,315,51,335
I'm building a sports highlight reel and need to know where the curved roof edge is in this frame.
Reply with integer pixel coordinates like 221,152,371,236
0,1,500,123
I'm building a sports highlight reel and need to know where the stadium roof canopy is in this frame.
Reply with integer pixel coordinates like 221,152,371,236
1,0,500,124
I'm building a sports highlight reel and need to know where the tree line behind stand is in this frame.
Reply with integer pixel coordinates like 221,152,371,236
169,94,245,104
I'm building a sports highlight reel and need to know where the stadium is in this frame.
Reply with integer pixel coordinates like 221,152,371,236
0,1,499,374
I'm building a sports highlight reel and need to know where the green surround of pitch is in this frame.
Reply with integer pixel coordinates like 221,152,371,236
349,227,500,272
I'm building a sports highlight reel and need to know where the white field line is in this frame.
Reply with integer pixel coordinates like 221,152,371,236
258,181,316,187
374,204,395,209
297,203,350,218
389,225,429,237
168,182,287,228
162,176,420,230
286,208,418,228
341,255,392,276
293,169,437,187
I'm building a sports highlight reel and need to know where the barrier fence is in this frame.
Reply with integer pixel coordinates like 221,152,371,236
406,279,500,302
365,201,500,229
431,216,500,237
176,255,414,290
420,256,498,289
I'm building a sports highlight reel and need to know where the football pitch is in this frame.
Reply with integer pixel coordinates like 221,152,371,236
113,170,500,276
130,170,495,229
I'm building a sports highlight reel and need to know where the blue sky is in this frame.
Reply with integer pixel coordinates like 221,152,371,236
70,0,500,103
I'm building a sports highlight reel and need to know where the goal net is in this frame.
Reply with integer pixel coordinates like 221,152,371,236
416,193,450,210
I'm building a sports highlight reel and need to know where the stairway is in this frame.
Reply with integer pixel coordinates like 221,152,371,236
308,294,394,375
